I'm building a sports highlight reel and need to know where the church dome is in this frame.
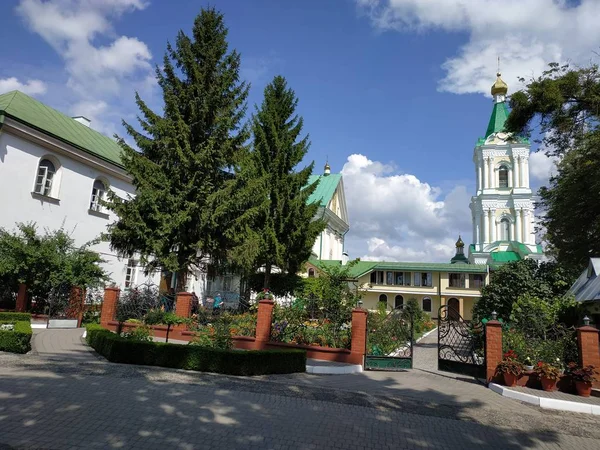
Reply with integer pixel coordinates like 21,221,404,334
491,72,508,96
455,235,464,248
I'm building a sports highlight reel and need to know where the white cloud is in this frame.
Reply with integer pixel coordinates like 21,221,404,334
0,77,47,95
14,0,153,131
357,0,600,96
342,154,471,262
529,151,557,184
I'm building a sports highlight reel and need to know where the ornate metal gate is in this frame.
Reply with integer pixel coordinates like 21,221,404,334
365,308,413,370
437,305,485,378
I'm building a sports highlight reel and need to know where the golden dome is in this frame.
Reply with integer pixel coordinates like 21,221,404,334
491,72,508,96
455,235,465,248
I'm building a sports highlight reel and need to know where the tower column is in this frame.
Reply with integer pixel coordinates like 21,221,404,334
513,156,520,188
510,220,515,241
508,168,513,188
477,163,482,192
518,157,524,187
482,157,488,188
523,158,529,188
490,209,496,242
515,208,522,242
488,158,495,189
483,209,489,244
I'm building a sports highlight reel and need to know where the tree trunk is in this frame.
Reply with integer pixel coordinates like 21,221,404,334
263,264,271,290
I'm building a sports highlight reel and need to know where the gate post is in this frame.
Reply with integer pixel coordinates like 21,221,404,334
485,319,503,384
68,286,85,328
577,324,600,389
16,284,27,312
350,308,368,366
100,287,120,328
255,299,275,350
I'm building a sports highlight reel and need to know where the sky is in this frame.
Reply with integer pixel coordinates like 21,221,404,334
1,0,596,262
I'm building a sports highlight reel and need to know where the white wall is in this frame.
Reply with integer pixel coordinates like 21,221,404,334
0,131,157,288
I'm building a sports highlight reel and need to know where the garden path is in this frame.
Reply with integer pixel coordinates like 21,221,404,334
412,327,438,372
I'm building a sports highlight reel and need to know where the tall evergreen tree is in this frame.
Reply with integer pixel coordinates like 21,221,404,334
230,76,325,288
106,8,249,287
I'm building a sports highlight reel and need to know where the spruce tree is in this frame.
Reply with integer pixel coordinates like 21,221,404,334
106,8,248,287
231,76,326,288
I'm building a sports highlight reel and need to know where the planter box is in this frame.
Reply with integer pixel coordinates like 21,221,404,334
48,319,79,329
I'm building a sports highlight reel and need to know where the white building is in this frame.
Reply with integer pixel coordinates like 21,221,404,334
468,73,544,265
0,91,156,288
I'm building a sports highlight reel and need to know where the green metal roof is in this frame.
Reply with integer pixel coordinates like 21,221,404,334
306,173,341,207
490,251,521,262
485,101,509,138
0,91,124,167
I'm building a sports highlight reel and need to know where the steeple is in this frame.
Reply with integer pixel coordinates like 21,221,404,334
485,72,509,138
324,161,331,176
451,235,469,264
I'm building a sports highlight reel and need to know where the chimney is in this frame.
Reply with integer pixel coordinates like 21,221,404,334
72,116,91,127
341,251,349,265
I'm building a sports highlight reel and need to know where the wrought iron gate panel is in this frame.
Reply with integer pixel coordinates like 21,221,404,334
365,308,413,371
438,305,485,378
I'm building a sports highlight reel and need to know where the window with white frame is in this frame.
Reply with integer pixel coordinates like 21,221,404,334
422,297,432,312
498,165,509,188
34,159,56,196
90,179,107,212
370,271,384,284
125,260,137,288
386,271,394,285
414,272,432,287
449,273,466,288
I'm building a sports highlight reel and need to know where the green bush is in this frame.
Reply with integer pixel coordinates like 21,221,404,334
0,321,32,353
85,324,306,375
0,312,31,322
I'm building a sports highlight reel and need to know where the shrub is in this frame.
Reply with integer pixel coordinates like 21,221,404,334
0,321,32,353
534,362,562,381
0,312,31,322
86,324,305,375
122,324,153,342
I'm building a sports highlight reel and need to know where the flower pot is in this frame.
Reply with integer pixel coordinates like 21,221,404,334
575,381,593,397
503,372,518,387
540,377,556,392
524,365,534,371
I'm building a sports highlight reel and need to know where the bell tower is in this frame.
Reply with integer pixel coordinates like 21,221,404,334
468,72,544,265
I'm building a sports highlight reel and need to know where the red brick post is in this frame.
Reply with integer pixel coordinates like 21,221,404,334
255,299,275,350
68,286,85,327
485,320,503,384
350,308,368,366
174,292,193,333
15,283,27,312
577,325,600,389
100,287,120,328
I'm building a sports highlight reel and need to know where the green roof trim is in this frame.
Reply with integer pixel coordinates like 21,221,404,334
485,101,509,138
0,91,124,167
490,251,521,262
306,173,341,207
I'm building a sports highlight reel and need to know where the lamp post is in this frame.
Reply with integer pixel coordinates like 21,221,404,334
583,315,590,326
491,311,498,321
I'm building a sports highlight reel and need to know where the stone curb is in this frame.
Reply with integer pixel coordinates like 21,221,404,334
489,383,600,415
305,363,363,374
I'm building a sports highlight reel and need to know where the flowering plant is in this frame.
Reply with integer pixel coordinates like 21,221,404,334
534,362,561,381
256,288,274,301
0,324,14,331
567,363,598,383
496,350,523,376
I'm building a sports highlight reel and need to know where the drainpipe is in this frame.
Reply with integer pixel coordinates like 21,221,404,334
437,271,442,318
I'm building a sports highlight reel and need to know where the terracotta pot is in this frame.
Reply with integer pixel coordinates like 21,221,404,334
575,381,593,397
540,377,556,392
503,372,518,387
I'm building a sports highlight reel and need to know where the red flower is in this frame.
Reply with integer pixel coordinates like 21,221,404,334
537,361,543,367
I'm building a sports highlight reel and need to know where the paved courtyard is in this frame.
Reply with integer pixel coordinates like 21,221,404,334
1,329,600,449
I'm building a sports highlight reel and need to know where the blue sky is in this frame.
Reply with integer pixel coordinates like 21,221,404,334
2,0,594,262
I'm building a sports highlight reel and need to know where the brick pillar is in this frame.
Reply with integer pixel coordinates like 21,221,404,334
100,287,120,328
485,320,503,384
15,284,27,312
68,286,85,327
350,308,368,366
255,299,275,350
175,292,193,332
578,325,600,389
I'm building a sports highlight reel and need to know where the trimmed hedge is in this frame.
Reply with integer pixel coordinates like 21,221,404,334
85,324,306,376
0,321,32,354
0,312,31,322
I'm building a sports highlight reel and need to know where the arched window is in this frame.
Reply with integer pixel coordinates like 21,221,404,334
34,159,56,196
499,165,509,188
394,295,404,309
90,179,107,212
422,297,432,312
378,294,388,304
308,268,315,278
500,218,510,241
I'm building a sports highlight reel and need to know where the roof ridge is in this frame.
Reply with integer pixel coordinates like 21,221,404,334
1,90,19,110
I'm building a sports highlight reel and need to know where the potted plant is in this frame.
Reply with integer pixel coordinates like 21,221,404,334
534,362,561,391
256,288,274,301
496,350,523,387
568,363,598,397
523,356,534,371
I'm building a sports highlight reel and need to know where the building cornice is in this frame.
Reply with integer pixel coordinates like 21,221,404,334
2,117,132,182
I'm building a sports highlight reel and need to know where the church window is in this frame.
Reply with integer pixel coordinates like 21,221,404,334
370,271,384,284
386,271,394,285
414,272,432,287
449,273,465,288
500,218,510,241
308,268,315,278
90,179,107,212
125,259,137,288
34,159,56,196
422,297,432,312
394,295,404,309
378,294,388,305
499,165,509,188
470,274,485,288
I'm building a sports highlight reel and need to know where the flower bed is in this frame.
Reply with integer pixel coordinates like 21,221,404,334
0,320,32,354
86,324,306,376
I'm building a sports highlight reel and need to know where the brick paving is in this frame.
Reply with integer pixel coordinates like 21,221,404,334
507,385,600,405
0,329,599,449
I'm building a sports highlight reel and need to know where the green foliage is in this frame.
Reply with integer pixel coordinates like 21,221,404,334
505,63,600,269
248,272,303,297
122,324,153,342
0,312,31,322
0,223,108,300
0,321,32,354
270,309,351,349
106,8,249,284
144,310,185,327
367,303,411,356
228,75,326,288
86,324,306,375
473,260,578,322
